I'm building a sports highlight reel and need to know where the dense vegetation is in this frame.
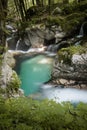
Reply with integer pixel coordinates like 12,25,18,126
0,96,87,130
58,45,87,64
0,0,87,130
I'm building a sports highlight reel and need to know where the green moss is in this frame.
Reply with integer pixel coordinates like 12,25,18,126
62,45,87,55
61,12,87,33
0,88,6,95
59,0,87,33
0,55,3,94
46,16,64,27
7,71,21,92
58,45,86,64
65,12,86,21
62,3,76,14
62,0,87,14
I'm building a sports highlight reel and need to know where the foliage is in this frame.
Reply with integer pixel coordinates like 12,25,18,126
46,16,64,27
58,45,87,64
54,0,87,34
7,0,87,34
62,0,87,14
0,96,87,130
7,71,21,92
60,12,87,34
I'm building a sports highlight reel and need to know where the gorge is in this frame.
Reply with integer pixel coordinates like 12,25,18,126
5,19,87,103
12,45,87,103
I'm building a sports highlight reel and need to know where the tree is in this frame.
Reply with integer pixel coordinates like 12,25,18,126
36,0,42,6
63,0,69,4
14,0,27,21
0,0,8,54
32,0,35,5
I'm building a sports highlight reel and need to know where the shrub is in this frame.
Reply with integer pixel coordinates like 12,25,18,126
0,96,87,130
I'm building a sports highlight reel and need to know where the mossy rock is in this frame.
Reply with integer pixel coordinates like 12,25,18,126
61,12,87,33
46,16,64,27
62,0,87,14
58,45,87,64
61,0,87,34
7,71,21,92
65,13,86,21
0,88,6,95
62,3,76,14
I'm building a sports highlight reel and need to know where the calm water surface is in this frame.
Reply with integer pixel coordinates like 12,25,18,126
19,55,53,96
15,53,87,103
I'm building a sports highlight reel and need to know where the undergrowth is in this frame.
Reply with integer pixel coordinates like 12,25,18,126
0,96,87,130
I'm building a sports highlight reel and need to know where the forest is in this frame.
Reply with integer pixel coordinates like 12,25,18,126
0,0,87,130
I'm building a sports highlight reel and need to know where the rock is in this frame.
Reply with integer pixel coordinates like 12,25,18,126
44,29,55,45
16,38,30,51
55,32,65,42
7,35,18,50
18,88,24,96
7,25,66,51
52,7,62,15
5,52,15,68
0,52,22,98
72,53,87,64
58,79,70,85
80,84,87,89
51,51,87,89
26,28,44,48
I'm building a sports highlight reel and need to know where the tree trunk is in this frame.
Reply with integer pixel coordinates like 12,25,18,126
43,0,46,6
32,0,35,5
0,0,8,54
48,0,51,14
36,0,42,6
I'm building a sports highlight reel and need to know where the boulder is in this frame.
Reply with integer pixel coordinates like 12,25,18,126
7,31,31,51
26,28,44,48
52,7,62,15
0,52,23,98
51,46,87,89
44,29,55,46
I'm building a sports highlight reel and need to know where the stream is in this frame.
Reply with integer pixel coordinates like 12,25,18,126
18,54,53,95
14,50,87,104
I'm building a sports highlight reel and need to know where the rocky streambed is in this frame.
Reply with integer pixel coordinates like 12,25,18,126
1,20,87,98
51,46,87,89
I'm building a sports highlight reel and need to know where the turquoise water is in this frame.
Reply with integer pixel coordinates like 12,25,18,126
15,54,87,103
19,55,53,96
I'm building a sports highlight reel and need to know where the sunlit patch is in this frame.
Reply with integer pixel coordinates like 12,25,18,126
38,58,53,64
33,67,41,72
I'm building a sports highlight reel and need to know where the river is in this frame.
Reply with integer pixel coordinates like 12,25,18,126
14,51,87,104
18,54,53,95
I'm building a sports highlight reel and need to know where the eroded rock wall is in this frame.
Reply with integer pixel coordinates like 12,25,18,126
0,52,23,98
51,46,87,89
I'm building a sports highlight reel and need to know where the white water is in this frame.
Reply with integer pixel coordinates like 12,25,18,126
75,23,84,45
9,48,87,104
15,39,21,50
41,85,87,103
79,23,84,36
8,46,46,53
77,22,84,38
